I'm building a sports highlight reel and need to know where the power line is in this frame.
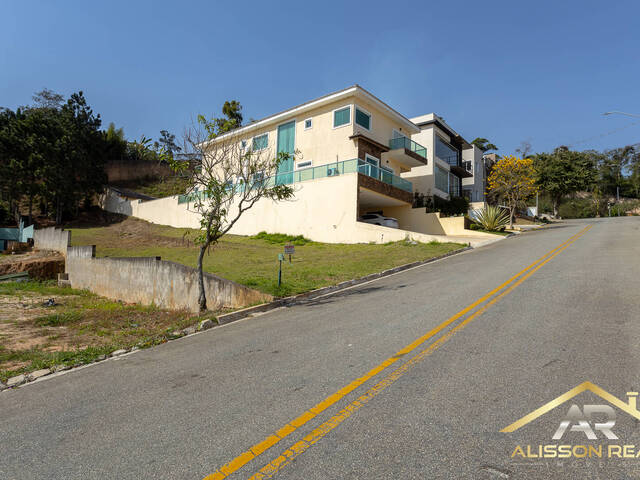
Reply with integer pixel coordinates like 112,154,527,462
566,120,640,148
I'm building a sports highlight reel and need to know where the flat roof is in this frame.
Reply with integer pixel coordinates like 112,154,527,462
410,113,472,149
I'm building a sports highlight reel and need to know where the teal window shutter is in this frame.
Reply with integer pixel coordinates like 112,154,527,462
355,108,370,130
333,107,351,127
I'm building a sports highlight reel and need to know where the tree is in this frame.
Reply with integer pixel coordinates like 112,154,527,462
156,130,181,160
104,122,127,161
31,88,64,109
169,103,294,311
515,141,533,159
534,147,597,216
487,155,538,228
471,137,498,152
600,145,636,198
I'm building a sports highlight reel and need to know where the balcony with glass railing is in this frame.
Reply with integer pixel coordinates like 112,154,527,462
177,158,413,204
388,136,427,160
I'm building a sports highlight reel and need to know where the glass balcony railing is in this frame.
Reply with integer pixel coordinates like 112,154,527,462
177,158,412,203
388,136,427,159
437,154,460,167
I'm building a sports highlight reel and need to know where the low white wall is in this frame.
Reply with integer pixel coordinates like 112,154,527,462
65,245,271,312
101,177,500,246
101,189,201,229
33,227,71,256
104,176,366,243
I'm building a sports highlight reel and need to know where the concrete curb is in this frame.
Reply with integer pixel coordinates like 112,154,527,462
216,246,473,325
1,245,474,392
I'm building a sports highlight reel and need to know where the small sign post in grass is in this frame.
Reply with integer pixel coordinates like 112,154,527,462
277,253,285,287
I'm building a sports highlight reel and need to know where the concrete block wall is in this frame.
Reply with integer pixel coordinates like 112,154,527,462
65,246,271,312
33,227,71,256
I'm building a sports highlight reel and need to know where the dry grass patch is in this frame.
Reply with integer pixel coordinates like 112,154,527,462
0,281,212,382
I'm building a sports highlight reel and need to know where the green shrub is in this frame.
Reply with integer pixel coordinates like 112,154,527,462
420,195,469,216
252,231,311,245
34,311,83,326
557,198,599,219
472,205,510,231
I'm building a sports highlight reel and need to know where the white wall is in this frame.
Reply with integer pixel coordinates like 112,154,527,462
462,145,485,203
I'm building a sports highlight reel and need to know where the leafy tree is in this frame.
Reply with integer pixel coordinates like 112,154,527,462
104,122,128,161
156,130,181,160
471,137,498,152
599,145,636,198
214,100,243,134
534,146,597,216
487,155,538,228
169,102,294,311
31,88,64,109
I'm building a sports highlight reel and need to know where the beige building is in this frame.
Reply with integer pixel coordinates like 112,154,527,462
103,85,498,245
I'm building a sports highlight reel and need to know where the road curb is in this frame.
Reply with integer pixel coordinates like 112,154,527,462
1,245,472,392
216,246,472,325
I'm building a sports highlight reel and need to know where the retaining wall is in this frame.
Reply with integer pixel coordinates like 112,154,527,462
65,246,271,312
106,160,173,183
33,227,71,255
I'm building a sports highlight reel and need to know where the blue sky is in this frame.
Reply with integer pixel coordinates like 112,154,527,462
3,0,639,155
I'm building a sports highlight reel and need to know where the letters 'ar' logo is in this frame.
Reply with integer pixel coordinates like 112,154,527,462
552,404,617,440
501,382,640,439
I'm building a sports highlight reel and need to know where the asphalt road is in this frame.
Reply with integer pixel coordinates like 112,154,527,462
2,217,639,480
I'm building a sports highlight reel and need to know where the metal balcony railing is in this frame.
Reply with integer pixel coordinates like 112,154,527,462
388,136,427,159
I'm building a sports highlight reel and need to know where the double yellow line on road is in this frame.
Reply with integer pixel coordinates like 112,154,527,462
204,224,592,480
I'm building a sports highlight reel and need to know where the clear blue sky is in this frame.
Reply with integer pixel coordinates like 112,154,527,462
3,0,639,155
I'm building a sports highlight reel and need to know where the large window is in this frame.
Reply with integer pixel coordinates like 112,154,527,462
435,165,449,193
333,106,351,128
355,107,371,130
449,172,460,197
435,135,459,166
252,133,268,151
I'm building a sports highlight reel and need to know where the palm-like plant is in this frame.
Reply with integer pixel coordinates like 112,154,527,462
472,205,510,231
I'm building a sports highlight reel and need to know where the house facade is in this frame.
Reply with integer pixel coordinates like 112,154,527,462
103,85,498,245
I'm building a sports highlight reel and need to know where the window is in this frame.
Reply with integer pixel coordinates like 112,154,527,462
241,140,247,149
435,165,449,193
304,118,312,130
296,160,312,169
252,133,268,151
449,172,460,197
355,107,371,130
435,135,459,166
333,106,351,128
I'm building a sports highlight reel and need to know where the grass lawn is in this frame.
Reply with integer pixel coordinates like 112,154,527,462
69,217,466,297
471,228,511,236
0,281,211,382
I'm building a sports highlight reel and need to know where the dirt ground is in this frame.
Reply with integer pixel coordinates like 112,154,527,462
0,250,65,280
0,292,83,369
0,281,209,381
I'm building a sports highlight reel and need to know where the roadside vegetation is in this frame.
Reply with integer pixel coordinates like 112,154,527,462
111,175,190,199
0,280,212,382
69,217,465,297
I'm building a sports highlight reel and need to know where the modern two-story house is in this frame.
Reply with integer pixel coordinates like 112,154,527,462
103,85,497,244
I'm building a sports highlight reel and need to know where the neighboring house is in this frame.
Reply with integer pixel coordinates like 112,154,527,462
103,85,499,245
462,145,486,205
0,219,34,251
404,113,475,201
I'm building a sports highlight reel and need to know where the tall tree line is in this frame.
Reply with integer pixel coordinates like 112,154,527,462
0,90,107,224
0,89,179,225
534,145,640,215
